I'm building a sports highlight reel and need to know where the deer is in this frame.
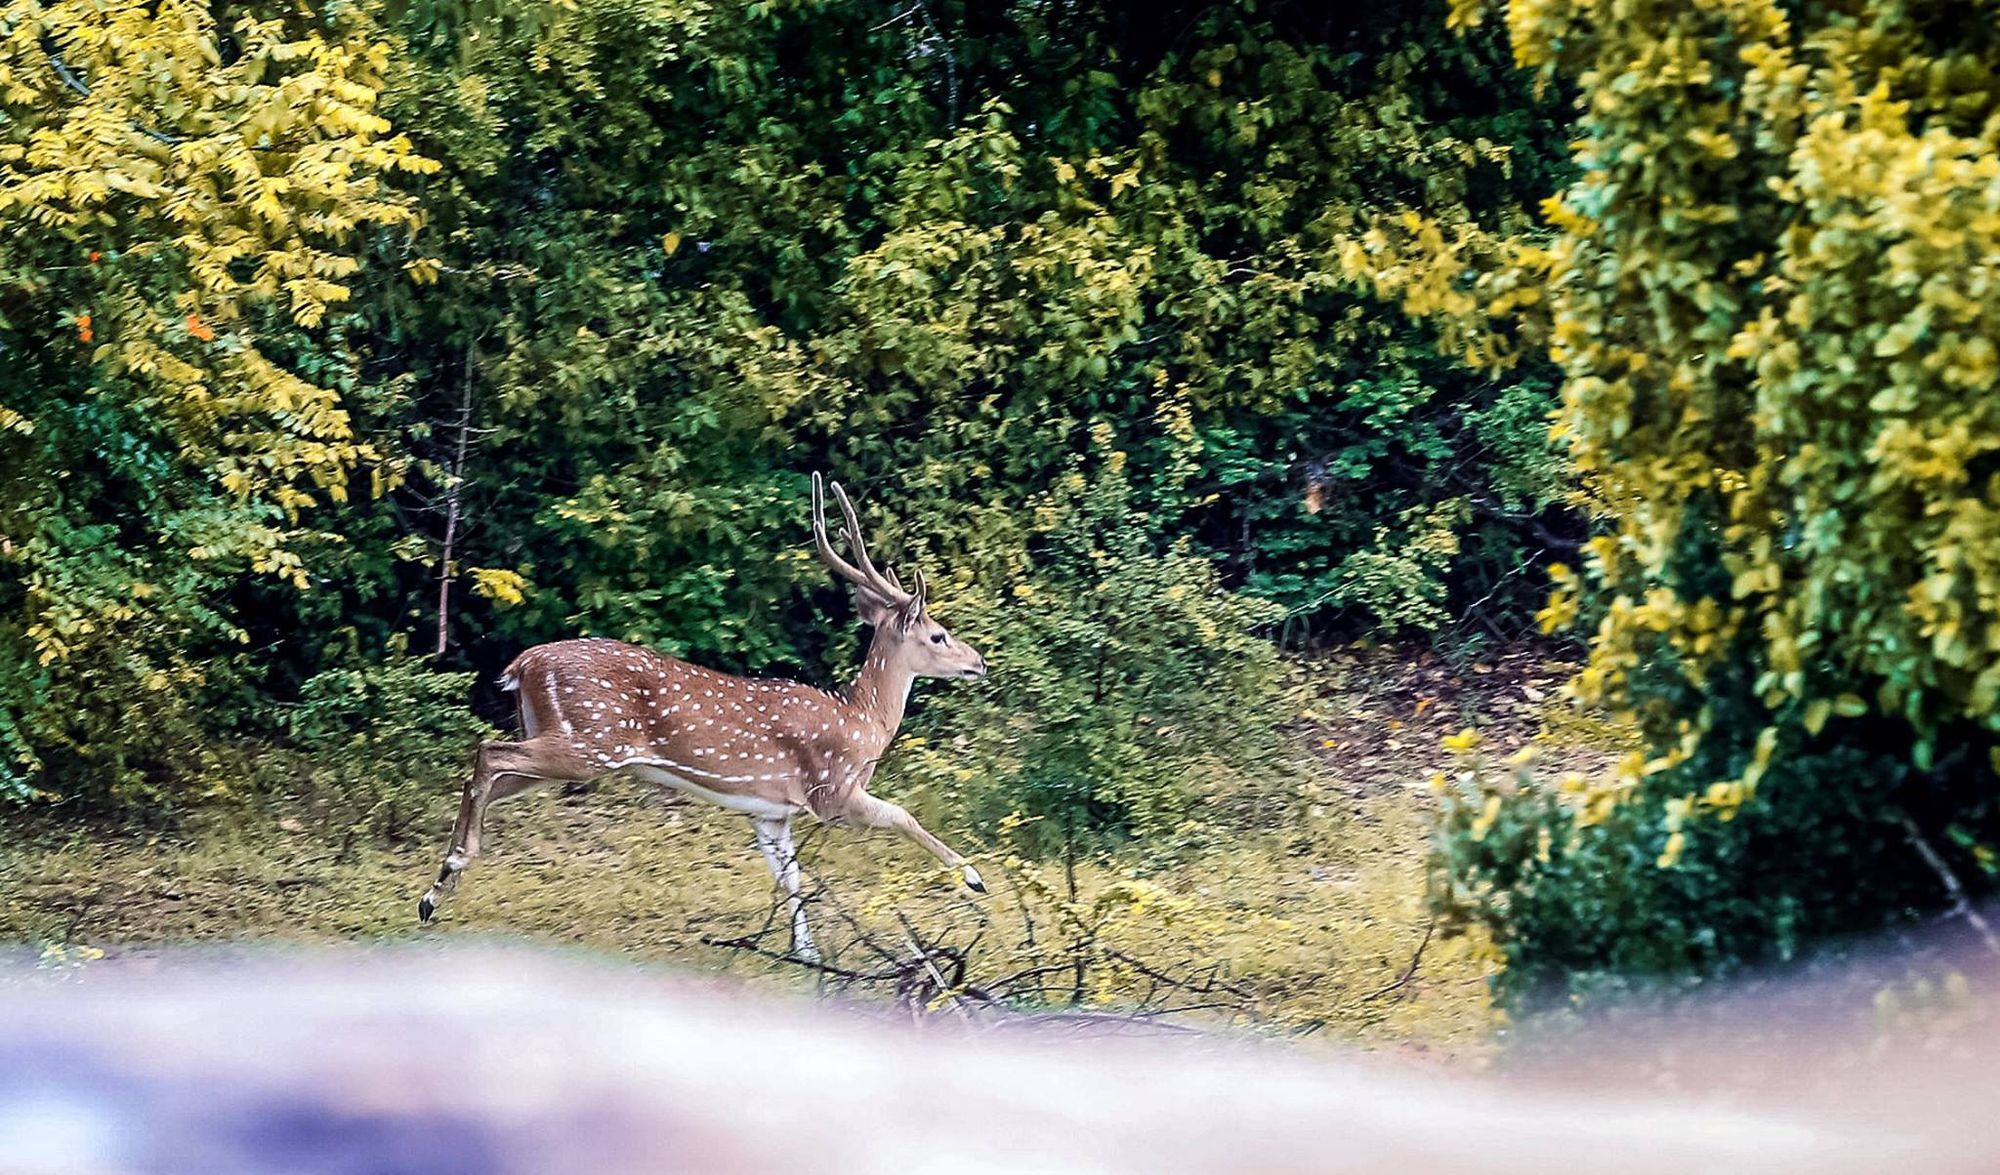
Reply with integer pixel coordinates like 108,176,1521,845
416,473,989,961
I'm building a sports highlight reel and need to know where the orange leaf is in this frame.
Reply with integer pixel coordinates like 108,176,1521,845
186,313,215,342
77,313,92,343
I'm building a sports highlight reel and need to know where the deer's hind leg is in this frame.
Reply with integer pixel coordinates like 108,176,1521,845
418,737,595,923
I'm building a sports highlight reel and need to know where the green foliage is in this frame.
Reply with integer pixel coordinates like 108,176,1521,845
1351,0,2000,1002
893,433,1287,856
2,0,1574,812
339,0,1571,673
280,646,495,845
1320,500,1469,636
1201,361,1570,643
1434,649,2000,1009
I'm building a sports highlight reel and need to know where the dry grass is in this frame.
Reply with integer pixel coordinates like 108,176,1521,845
0,646,1611,1063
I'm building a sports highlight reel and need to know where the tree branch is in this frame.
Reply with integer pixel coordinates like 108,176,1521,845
1897,810,2000,957
912,0,959,125
43,40,183,147
434,344,478,660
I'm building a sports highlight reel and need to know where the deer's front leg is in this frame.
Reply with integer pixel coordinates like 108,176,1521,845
843,792,985,893
753,816,818,962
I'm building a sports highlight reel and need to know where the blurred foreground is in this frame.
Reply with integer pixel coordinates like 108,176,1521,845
2,926,1997,1174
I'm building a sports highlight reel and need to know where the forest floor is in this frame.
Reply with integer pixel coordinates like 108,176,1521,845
0,644,1610,1065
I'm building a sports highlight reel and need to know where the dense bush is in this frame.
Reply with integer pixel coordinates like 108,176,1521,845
1356,0,2000,1003
890,430,1288,858
0,0,431,803
280,646,496,847
1435,652,2000,1009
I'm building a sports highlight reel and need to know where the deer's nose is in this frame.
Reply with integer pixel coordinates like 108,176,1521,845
963,657,988,680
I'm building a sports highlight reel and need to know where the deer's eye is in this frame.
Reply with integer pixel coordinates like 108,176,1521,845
930,632,947,644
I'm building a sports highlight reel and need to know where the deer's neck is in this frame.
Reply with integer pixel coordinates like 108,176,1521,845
844,630,915,745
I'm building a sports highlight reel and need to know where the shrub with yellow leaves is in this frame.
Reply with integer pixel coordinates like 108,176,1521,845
0,0,433,802
1375,0,2000,1007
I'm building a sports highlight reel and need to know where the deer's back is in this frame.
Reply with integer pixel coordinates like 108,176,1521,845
499,639,858,792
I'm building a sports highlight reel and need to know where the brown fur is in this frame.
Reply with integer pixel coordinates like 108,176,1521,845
498,636,904,819
417,476,989,940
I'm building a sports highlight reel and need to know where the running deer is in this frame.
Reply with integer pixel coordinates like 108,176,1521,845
417,474,988,960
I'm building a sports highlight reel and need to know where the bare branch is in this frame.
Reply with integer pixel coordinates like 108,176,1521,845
912,0,960,126
1897,811,2000,957
1363,918,1436,1002
705,870,1254,1033
870,5,920,31
434,344,479,660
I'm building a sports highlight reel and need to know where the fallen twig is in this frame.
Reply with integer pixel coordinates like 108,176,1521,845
705,870,1256,1029
996,1008,1210,1036
1897,811,2000,958
701,932,897,982
1363,918,1436,1002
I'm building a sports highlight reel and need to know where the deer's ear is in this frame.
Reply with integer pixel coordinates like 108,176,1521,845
891,591,927,632
853,588,898,629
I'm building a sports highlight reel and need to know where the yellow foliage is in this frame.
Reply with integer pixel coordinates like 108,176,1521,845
1346,0,2000,847
469,568,530,607
2,0,426,535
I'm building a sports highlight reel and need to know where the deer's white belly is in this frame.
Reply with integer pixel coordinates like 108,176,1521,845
625,762,799,820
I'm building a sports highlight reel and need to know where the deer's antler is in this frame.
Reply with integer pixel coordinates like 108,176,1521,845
811,472,913,611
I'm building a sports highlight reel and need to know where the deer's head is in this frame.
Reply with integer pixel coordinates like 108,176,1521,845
812,473,987,681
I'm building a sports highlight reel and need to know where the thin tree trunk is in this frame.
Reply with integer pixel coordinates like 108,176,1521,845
1066,811,1084,1006
435,344,477,660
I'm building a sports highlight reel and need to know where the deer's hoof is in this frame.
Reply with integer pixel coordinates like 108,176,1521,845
417,896,436,923
963,864,986,894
